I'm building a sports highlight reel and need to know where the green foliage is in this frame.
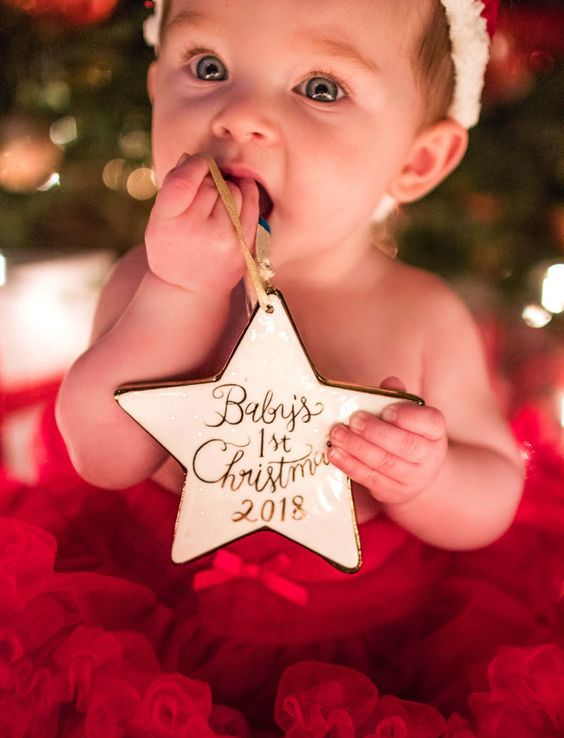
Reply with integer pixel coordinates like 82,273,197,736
400,63,564,304
0,0,154,256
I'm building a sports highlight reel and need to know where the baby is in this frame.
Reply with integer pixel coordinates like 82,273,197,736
57,0,523,552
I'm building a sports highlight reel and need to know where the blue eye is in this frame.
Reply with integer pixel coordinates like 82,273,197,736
299,76,344,103
193,55,228,81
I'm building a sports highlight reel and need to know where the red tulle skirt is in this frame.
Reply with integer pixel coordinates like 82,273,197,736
1,401,563,737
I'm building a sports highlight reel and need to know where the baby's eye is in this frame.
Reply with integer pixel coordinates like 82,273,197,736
190,54,228,81
295,76,345,103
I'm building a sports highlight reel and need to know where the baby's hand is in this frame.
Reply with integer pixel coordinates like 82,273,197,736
328,377,447,504
145,154,259,293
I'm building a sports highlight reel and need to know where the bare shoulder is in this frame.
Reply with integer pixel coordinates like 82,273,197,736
385,258,463,306
384,259,476,332
380,258,488,384
90,244,148,342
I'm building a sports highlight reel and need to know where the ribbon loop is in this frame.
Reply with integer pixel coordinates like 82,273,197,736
193,549,308,607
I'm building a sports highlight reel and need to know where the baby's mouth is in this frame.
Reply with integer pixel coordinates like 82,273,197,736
257,181,273,220
222,174,273,221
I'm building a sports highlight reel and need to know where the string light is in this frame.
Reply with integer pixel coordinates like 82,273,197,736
37,172,60,191
50,116,78,146
0,252,6,287
521,303,552,329
102,158,128,191
119,129,150,159
541,263,564,314
126,167,157,200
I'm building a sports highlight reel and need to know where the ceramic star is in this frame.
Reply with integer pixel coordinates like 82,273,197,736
116,290,422,572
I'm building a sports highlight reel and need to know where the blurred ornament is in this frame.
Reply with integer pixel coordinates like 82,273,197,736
501,6,564,59
0,115,63,194
484,6,564,105
3,0,118,25
485,28,534,104
464,191,505,224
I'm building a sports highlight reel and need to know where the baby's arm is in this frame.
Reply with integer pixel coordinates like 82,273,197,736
329,282,524,550
56,155,258,489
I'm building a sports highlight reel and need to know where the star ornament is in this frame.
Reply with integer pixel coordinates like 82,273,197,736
116,290,422,573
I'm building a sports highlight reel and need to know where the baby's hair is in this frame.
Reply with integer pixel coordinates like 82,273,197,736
159,0,172,34
416,1,456,126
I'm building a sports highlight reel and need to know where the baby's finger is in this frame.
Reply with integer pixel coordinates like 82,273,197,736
210,179,244,222
155,155,210,218
330,424,416,482
347,412,430,464
189,175,225,217
381,403,445,441
379,376,406,393
327,446,408,504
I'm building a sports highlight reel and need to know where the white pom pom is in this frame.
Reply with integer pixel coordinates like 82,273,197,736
143,0,164,49
439,0,491,128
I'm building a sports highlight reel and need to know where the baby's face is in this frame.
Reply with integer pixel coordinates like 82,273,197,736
149,0,428,259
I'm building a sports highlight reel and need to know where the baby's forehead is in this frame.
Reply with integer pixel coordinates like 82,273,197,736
162,0,427,54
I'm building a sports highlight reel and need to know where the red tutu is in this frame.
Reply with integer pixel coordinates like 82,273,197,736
0,400,562,737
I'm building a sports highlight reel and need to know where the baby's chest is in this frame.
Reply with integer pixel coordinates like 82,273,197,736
297,309,425,396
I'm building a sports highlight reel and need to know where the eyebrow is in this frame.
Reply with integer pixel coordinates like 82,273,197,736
296,34,381,77
164,13,381,78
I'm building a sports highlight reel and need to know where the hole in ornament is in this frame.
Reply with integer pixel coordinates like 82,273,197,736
265,303,274,313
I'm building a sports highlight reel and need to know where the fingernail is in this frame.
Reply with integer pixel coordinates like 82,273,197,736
331,424,347,442
328,446,341,462
350,412,366,432
382,406,397,422
176,152,189,167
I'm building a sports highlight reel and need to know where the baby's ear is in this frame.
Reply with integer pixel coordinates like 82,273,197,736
389,119,468,204
147,61,158,102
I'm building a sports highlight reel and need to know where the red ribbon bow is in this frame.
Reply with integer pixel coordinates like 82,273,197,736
193,549,308,607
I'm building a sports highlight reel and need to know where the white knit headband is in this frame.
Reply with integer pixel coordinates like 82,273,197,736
143,0,492,129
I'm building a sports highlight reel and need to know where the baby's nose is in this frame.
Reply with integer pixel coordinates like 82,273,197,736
210,92,279,145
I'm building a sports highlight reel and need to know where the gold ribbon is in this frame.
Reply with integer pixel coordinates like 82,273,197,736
201,154,273,312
